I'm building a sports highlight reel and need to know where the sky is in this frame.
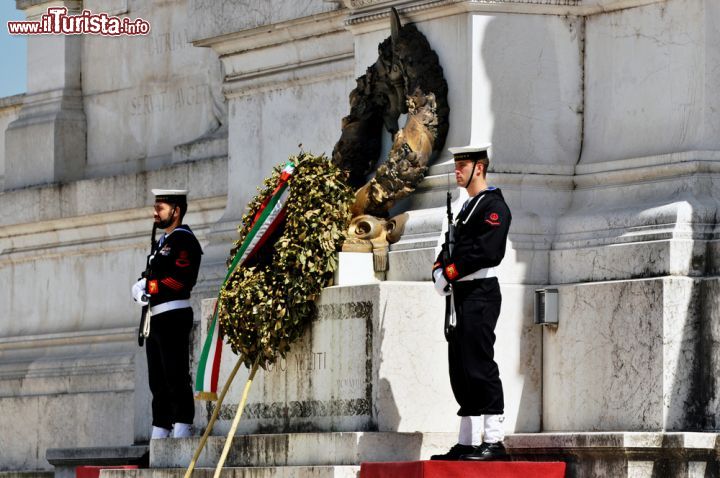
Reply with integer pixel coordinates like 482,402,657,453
0,2,27,98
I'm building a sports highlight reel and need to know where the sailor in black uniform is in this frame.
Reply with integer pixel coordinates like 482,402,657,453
430,144,512,461
132,189,202,439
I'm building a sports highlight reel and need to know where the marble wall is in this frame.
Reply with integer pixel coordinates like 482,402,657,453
81,0,224,177
1,1,230,455
553,0,720,281
187,0,342,43
0,159,228,469
194,8,356,291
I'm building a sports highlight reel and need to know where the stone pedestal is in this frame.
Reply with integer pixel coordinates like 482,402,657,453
196,280,541,436
197,284,458,435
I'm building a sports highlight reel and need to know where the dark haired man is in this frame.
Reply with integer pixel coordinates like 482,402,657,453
131,189,202,439
431,144,512,461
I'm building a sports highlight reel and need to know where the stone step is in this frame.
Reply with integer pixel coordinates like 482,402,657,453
506,432,720,477
50,432,720,478
102,467,359,478
149,432,455,469
47,445,150,478
148,431,720,477
0,473,54,478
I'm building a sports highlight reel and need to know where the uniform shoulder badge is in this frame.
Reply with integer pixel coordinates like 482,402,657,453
176,250,191,267
485,212,501,226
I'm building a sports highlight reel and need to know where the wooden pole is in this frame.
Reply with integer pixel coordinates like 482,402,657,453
212,359,260,478
183,356,244,478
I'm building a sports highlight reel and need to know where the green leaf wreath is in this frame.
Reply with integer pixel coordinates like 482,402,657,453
218,152,354,367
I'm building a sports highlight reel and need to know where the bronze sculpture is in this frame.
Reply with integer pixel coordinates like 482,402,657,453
333,8,449,270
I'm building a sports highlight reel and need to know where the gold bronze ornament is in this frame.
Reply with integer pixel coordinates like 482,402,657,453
342,213,409,272
332,8,450,219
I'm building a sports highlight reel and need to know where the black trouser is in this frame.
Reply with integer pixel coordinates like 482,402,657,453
145,307,195,429
448,277,504,416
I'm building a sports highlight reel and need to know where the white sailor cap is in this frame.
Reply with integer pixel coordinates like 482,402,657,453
448,143,491,161
152,189,188,204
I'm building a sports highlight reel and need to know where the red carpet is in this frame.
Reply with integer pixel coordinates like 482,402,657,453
360,461,566,478
76,466,139,478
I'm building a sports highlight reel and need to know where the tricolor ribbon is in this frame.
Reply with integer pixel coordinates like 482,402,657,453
194,162,295,400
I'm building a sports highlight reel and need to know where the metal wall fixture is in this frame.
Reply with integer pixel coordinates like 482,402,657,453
534,288,559,326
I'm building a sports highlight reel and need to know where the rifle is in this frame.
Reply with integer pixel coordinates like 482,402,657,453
443,191,456,341
138,223,158,346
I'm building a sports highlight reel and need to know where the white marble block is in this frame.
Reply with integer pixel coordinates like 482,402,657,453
333,252,379,286
543,277,720,432
196,280,542,436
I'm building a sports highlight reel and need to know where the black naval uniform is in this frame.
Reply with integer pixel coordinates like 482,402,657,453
145,224,202,430
434,187,511,416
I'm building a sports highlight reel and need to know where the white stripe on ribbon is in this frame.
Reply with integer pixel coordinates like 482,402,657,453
236,186,291,266
204,315,220,391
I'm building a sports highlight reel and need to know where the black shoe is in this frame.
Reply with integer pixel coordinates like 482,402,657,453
430,443,478,461
459,441,509,461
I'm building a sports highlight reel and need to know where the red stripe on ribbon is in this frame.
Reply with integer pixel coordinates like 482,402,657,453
209,301,222,393
242,209,288,265
251,178,290,225
210,333,223,392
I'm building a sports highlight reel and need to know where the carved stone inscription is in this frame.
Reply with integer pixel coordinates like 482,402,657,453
215,301,374,426
265,352,328,373
146,29,191,56
129,84,208,116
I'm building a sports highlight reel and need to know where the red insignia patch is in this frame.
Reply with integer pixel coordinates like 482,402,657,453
176,250,191,267
148,280,159,295
445,264,459,280
485,212,501,226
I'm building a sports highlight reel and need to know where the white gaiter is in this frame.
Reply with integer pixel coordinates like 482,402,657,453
483,414,505,443
458,416,483,446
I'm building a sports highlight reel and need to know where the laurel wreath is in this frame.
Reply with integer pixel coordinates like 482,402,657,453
218,152,354,367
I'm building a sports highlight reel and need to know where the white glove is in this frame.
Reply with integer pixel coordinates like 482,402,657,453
433,268,451,297
132,278,149,306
